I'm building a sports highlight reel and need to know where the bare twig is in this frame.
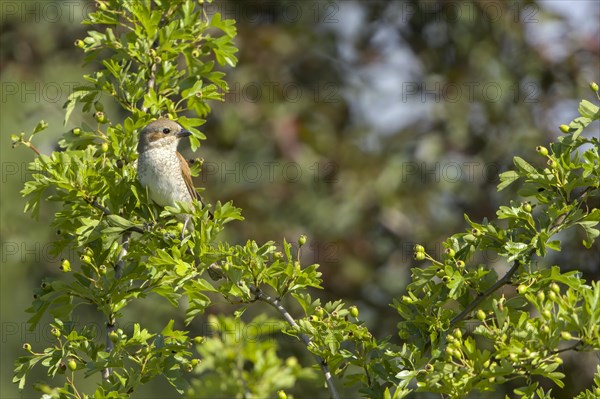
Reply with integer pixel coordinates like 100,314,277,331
102,232,130,380
251,287,339,399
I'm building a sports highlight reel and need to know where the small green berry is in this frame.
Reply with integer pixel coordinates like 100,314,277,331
298,235,307,247
80,254,92,264
60,258,71,272
98,265,107,275
456,260,465,269
314,307,324,318
277,390,287,399
109,331,119,343
559,124,570,133
536,146,549,156
560,331,572,340
424,363,434,372
192,49,200,58
550,283,560,294
74,39,85,48
517,284,527,295
72,127,81,136
51,327,61,337
547,159,558,168
541,325,550,334
193,336,205,345
67,359,77,371
537,291,545,301
414,244,425,253
590,82,599,92
548,291,557,301
190,359,200,367
23,343,32,352
542,309,552,319
349,306,359,318
414,251,425,261
522,202,532,213
445,248,455,258
476,309,486,321
94,111,107,124
101,142,109,153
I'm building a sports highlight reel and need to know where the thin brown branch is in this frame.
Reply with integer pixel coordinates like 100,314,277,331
449,260,522,328
251,287,340,399
25,142,42,156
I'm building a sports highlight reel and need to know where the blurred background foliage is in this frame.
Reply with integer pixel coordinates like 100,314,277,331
1,0,598,398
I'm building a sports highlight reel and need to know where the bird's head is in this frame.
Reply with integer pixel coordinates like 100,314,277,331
137,119,191,153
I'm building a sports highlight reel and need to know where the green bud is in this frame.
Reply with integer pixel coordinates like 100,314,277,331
542,309,551,319
190,359,200,367
550,283,560,294
402,295,414,304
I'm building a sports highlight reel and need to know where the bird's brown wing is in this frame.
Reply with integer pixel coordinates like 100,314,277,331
177,151,199,201
177,152,213,219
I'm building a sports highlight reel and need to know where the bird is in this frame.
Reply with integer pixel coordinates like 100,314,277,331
136,119,212,234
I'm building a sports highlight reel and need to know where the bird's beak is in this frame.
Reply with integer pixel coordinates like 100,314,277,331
177,129,192,138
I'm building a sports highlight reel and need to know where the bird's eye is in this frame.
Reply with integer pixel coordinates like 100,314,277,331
162,128,171,134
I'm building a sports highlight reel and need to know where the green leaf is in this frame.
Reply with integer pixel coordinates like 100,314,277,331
578,99,600,119
513,157,536,174
498,170,520,191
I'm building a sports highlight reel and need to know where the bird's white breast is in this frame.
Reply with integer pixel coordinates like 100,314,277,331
137,147,191,207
